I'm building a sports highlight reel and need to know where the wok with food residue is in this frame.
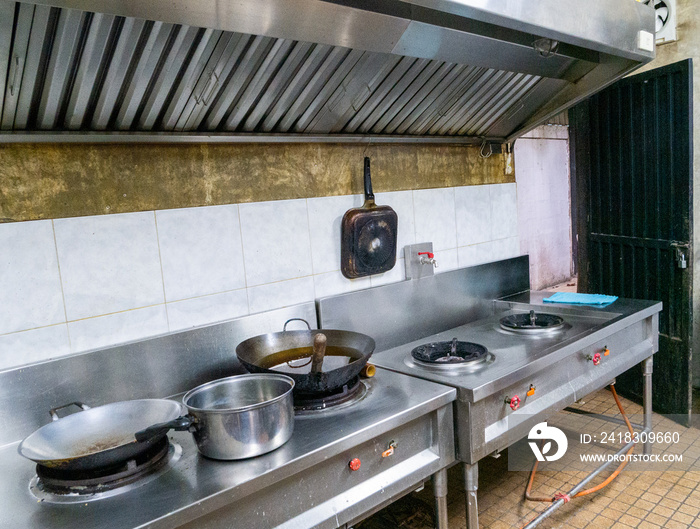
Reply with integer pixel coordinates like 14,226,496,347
235,318,375,394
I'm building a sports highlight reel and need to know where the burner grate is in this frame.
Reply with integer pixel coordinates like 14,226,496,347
411,339,488,364
33,437,177,500
500,310,565,334
293,376,366,412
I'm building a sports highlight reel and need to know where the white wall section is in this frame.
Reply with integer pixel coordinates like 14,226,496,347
0,183,520,370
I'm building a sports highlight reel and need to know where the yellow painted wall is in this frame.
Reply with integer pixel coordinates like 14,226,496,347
0,142,510,222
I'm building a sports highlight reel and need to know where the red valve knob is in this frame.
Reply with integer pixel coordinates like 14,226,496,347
349,458,361,471
592,352,601,365
506,395,520,410
418,252,435,259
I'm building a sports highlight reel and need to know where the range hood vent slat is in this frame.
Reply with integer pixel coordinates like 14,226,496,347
0,0,655,142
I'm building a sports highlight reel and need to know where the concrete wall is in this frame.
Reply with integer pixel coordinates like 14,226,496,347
634,0,700,386
515,125,572,290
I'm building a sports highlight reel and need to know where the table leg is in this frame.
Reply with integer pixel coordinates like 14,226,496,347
433,468,448,529
642,356,653,455
463,462,478,529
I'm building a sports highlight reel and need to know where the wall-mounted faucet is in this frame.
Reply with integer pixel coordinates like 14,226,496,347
405,243,437,280
418,251,438,268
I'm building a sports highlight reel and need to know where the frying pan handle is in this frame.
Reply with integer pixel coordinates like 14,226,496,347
134,415,195,443
363,157,374,201
283,318,311,331
49,402,91,422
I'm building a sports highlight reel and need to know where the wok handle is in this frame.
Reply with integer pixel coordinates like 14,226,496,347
363,157,374,201
311,333,327,374
49,401,91,422
134,415,195,443
283,318,311,331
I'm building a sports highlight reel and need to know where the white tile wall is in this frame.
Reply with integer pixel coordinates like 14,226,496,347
239,199,315,287
0,220,65,335
54,212,164,320
156,205,245,301
413,187,457,251
0,183,523,370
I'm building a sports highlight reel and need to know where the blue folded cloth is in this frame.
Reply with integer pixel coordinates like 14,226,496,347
543,292,618,306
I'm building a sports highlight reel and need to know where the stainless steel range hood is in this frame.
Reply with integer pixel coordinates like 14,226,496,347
0,0,654,143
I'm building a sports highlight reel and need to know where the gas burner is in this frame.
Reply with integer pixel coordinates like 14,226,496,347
409,339,494,372
294,376,367,414
500,310,566,335
30,437,182,504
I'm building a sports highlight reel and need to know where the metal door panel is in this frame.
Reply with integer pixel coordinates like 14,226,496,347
572,59,693,419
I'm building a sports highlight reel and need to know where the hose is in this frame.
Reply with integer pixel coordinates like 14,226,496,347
520,384,635,525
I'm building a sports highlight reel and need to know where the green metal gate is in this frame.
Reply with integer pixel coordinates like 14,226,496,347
570,59,693,419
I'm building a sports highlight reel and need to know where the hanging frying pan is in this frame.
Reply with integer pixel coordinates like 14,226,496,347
341,157,398,279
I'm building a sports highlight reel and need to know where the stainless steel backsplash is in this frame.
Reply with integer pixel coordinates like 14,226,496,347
317,257,530,352
0,304,316,445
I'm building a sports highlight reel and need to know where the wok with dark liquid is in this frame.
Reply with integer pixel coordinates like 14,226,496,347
235,319,375,394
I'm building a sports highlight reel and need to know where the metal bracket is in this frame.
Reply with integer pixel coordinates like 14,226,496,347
404,242,437,280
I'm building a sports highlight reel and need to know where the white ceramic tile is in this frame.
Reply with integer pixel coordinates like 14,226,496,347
239,199,313,286
491,237,522,260
54,212,164,320
68,305,169,353
434,248,459,274
369,259,406,287
455,185,492,246
247,277,315,314
0,220,65,334
413,188,457,251
157,205,245,301
313,270,370,299
307,194,363,274
373,190,415,254
458,242,497,268
490,183,519,240
167,290,249,331
0,324,71,371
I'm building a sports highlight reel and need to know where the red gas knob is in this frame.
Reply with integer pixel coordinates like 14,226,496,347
349,458,361,471
418,252,435,259
505,395,521,410
587,352,602,366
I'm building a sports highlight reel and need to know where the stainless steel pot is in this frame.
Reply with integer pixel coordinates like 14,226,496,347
136,374,295,460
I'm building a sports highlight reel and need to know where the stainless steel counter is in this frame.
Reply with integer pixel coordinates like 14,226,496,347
319,273,662,529
0,369,455,529
373,295,661,402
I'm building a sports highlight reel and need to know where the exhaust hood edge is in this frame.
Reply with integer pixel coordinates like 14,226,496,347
1,0,655,141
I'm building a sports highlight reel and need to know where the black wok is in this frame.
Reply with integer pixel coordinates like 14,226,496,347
18,399,183,471
235,319,375,394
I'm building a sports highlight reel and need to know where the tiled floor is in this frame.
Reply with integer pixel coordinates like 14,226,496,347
359,389,700,529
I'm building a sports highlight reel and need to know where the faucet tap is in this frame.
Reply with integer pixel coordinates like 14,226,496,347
418,251,438,268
